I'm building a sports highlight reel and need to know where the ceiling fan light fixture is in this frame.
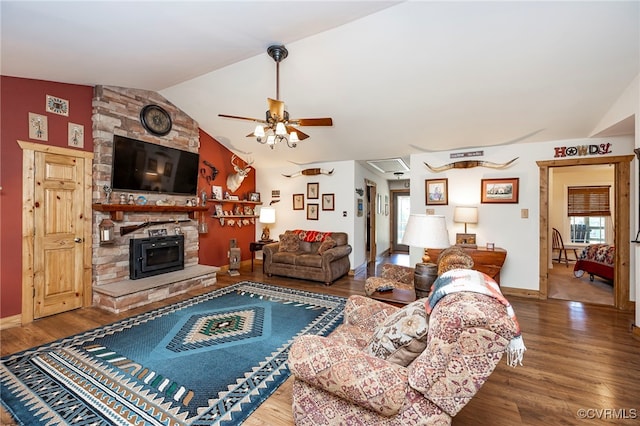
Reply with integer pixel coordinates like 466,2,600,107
275,122,287,136
218,44,333,150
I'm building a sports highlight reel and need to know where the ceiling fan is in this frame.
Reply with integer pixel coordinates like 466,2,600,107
218,45,333,148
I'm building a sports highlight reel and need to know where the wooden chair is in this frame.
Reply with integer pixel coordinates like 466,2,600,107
552,228,578,267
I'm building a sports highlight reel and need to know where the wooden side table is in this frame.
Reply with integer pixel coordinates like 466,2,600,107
426,246,507,284
250,240,274,272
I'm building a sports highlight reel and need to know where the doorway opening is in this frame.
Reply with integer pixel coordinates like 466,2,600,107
537,155,633,310
391,190,410,253
547,165,614,305
365,179,377,263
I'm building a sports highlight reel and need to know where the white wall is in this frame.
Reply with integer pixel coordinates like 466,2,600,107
591,72,639,329
255,160,391,271
407,136,635,294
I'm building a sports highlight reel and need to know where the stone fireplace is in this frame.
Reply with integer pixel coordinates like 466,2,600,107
91,86,218,313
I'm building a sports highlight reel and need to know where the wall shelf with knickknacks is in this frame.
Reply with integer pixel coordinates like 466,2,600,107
92,203,208,221
211,200,262,227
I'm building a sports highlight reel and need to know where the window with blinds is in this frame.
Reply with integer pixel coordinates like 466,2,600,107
567,186,611,217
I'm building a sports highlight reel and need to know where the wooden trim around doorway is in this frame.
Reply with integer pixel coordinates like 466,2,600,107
537,155,634,310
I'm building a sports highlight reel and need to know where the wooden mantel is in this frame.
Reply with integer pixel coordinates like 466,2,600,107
92,203,209,221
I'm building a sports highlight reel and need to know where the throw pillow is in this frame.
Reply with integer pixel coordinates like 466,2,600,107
278,231,300,253
437,246,474,275
363,299,430,366
317,236,337,254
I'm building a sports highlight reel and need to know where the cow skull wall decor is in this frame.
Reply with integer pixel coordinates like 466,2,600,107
227,154,254,193
424,157,518,172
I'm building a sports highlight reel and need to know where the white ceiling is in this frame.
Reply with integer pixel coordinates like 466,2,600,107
2,1,638,174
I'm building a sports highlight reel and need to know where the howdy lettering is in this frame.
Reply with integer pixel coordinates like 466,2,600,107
554,143,612,158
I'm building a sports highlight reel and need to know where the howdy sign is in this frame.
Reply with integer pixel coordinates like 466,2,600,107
554,142,612,158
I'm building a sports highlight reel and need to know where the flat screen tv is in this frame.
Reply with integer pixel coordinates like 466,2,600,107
111,135,199,196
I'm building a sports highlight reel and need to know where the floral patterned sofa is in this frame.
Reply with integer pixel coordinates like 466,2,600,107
288,285,520,424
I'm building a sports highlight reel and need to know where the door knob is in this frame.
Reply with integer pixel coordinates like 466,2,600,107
74,237,83,243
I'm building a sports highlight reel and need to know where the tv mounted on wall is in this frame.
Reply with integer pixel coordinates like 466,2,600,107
111,135,199,196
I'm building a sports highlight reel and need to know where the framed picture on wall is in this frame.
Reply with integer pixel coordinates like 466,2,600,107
307,182,319,199
426,178,448,205
481,178,519,204
307,203,319,220
322,194,335,211
293,194,304,210
211,185,223,200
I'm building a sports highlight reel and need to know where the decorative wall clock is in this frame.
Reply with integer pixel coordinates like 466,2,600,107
140,104,172,136
46,95,69,116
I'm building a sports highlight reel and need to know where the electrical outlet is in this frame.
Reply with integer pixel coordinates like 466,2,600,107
426,208,435,215
521,208,529,218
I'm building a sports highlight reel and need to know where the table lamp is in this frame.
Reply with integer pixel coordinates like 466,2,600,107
453,206,478,248
258,206,276,241
401,214,451,297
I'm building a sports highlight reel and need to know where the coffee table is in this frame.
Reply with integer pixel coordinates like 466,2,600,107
369,287,416,305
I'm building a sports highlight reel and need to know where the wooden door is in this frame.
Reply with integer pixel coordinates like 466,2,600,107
366,180,377,262
33,151,86,318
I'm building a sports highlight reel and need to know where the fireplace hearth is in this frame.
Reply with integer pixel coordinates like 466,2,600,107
129,235,185,279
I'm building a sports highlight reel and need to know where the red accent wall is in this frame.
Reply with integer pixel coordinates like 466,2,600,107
0,76,94,318
197,129,257,266
0,76,258,319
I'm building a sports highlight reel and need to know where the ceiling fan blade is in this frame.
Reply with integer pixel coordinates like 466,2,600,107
287,126,310,141
291,117,333,126
218,114,266,124
267,98,285,119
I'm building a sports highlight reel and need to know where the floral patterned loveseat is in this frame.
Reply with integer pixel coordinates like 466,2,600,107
288,286,520,425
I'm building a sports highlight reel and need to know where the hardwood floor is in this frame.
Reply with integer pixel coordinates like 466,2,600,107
2,255,639,425
548,261,614,305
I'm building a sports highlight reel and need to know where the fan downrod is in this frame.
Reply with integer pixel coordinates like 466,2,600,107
267,45,288,63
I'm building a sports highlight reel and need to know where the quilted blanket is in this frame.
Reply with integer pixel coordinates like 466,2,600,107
573,244,615,281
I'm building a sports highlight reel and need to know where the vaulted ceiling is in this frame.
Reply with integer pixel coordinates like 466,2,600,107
2,1,638,174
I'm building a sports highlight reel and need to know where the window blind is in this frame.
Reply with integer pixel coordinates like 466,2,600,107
567,186,610,216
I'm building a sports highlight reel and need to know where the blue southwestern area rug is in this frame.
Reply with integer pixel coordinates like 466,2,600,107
1,281,346,425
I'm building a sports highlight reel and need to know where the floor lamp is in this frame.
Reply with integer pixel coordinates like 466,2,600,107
402,214,451,298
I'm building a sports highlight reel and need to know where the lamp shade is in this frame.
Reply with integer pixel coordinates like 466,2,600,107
401,214,450,249
259,206,276,224
454,206,478,224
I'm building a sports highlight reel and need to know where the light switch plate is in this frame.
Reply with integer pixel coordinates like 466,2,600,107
521,208,529,218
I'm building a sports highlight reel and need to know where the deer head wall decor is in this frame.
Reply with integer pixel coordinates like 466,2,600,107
226,154,254,193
